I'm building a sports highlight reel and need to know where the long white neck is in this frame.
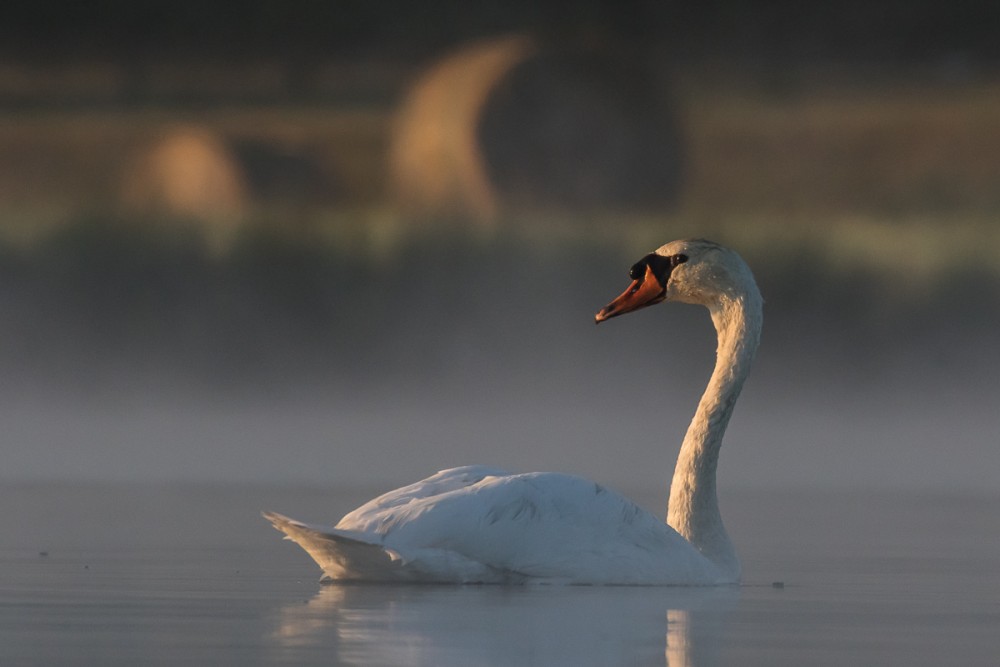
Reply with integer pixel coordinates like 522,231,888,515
667,286,762,575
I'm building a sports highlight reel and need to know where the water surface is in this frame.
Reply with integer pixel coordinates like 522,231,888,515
2,483,997,666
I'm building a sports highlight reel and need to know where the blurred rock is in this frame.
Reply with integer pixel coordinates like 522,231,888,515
389,35,534,221
479,43,684,212
389,35,684,222
119,126,247,247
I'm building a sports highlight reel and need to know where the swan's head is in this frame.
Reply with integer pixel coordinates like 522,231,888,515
595,239,756,323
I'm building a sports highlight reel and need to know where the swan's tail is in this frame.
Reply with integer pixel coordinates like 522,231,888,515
262,511,403,582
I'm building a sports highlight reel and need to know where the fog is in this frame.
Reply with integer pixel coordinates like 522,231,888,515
1,228,997,493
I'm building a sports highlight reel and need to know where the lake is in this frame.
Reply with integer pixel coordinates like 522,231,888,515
1,482,997,666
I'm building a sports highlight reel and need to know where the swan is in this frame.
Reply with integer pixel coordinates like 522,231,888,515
264,238,762,585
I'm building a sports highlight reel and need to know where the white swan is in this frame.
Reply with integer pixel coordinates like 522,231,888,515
264,239,762,585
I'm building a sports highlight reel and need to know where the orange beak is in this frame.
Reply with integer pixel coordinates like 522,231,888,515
594,264,667,324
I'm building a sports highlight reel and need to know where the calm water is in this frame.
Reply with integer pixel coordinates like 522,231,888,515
1,483,998,666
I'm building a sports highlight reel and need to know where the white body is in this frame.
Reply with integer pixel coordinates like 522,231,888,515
265,466,731,584
265,239,762,585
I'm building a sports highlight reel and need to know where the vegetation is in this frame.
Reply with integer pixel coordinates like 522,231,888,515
1,66,999,395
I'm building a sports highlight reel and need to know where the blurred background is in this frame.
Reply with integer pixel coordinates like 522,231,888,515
1,0,998,493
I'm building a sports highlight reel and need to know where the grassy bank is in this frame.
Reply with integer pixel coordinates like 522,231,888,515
2,73,1000,228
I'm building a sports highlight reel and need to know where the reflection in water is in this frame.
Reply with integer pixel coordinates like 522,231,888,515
272,584,737,666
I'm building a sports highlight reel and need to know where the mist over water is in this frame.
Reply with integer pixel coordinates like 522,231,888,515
1,223,997,493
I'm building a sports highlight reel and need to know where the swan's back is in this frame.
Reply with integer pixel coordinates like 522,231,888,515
266,466,733,585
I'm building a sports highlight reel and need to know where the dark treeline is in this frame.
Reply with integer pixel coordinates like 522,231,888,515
3,0,999,64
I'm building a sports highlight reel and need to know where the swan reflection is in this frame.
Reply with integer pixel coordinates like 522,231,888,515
272,584,737,666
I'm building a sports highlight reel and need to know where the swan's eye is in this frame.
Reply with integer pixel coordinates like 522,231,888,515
628,259,648,281
672,254,688,267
